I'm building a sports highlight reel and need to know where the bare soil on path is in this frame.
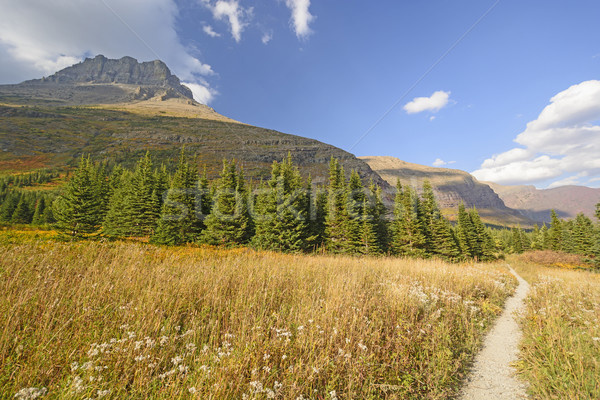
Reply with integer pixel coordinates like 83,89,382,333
458,265,530,400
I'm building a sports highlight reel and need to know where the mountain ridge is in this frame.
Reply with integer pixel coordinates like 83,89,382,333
359,156,538,227
485,181,600,223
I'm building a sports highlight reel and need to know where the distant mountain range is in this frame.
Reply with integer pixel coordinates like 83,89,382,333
361,156,600,226
1,55,598,226
485,182,600,223
359,156,537,226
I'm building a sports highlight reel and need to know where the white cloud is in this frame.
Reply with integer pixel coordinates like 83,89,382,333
403,91,451,114
433,158,456,167
429,116,436,121
182,82,217,105
261,31,273,45
202,0,251,43
547,175,583,189
472,80,600,187
0,0,215,104
285,0,315,39
203,25,221,38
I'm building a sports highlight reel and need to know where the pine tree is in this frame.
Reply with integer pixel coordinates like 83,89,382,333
571,213,595,256
11,194,32,224
31,196,47,225
325,158,350,253
53,155,104,237
548,210,563,250
596,202,600,222
390,181,426,257
346,170,366,253
456,203,477,258
0,192,19,222
371,182,390,253
152,151,202,245
200,159,252,246
417,181,437,253
102,170,135,237
252,154,313,252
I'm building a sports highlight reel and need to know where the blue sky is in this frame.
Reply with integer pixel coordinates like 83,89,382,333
1,0,600,188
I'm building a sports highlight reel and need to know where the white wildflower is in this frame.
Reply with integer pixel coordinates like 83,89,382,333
266,388,276,399
188,387,197,394
171,356,183,366
72,376,85,393
14,387,48,400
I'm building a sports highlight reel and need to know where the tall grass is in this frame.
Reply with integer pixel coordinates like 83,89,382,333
512,256,600,399
1,238,516,399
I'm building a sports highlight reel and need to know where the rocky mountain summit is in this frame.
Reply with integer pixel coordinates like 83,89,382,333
0,55,194,105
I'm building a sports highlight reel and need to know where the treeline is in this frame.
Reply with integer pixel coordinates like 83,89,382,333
7,152,596,264
0,169,60,189
490,210,600,267
20,152,492,261
0,189,56,225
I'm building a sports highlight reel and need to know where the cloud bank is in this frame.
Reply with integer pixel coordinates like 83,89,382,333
404,91,451,114
0,0,216,104
472,80,600,188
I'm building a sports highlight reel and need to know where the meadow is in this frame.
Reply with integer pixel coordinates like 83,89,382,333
513,255,600,399
0,234,516,399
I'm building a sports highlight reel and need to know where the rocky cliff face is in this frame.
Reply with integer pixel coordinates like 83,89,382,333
1,55,194,104
360,156,536,226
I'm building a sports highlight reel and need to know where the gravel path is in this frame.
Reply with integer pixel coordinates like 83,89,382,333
458,265,530,400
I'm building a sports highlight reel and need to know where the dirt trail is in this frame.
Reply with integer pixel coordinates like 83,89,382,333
459,265,530,400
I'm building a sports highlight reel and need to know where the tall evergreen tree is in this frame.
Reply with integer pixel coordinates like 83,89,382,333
390,181,426,257
456,203,477,258
53,155,104,237
548,209,563,250
31,196,47,225
346,170,366,253
325,158,350,253
200,159,252,246
152,151,202,245
0,192,19,222
252,154,313,252
10,194,32,224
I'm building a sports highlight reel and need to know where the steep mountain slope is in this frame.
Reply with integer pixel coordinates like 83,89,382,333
0,56,386,186
360,156,536,226
485,182,600,223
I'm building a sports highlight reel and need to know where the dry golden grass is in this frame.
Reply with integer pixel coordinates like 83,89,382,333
0,237,517,399
511,256,600,399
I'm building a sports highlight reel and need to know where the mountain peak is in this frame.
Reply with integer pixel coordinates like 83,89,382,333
15,55,194,102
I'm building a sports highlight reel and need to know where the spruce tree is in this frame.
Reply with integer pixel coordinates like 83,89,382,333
252,154,313,252
456,203,477,258
548,210,563,250
346,170,366,253
53,155,104,237
31,196,47,225
325,158,350,253
0,192,19,222
11,194,32,224
152,151,201,245
390,181,426,257
200,159,252,246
